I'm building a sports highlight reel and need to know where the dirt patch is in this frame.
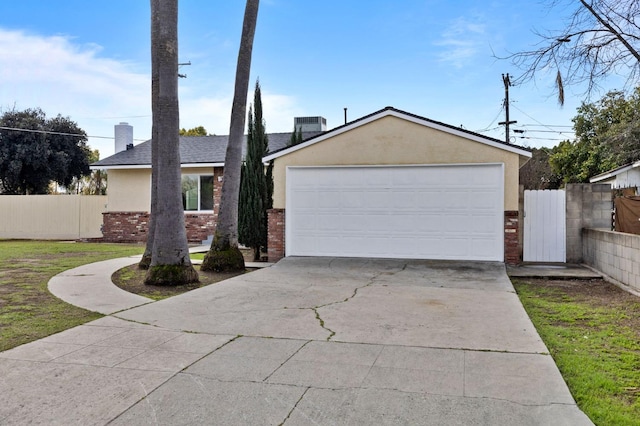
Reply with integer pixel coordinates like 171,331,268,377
112,264,253,300
514,277,640,336
523,277,637,302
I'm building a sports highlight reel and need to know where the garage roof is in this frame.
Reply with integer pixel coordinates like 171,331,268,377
264,106,532,162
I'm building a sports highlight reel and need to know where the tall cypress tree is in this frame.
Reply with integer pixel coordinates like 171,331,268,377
239,80,271,261
287,125,303,147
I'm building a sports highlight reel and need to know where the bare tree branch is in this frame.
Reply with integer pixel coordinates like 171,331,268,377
502,0,640,104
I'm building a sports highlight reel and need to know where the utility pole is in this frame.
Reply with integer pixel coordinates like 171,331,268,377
178,61,191,78
498,73,517,143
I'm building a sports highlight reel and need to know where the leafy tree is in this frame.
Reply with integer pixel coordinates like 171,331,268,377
66,150,107,195
0,108,91,195
239,81,272,261
549,88,640,182
519,148,562,190
287,125,302,147
202,0,259,272
179,126,208,136
506,0,640,104
144,0,198,286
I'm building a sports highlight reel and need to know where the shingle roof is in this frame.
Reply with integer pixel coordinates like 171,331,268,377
92,131,323,168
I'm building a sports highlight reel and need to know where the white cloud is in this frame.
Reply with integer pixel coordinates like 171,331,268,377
435,17,487,68
0,28,303,158
259,91,303,133
0,28,151,158
179,89,301,136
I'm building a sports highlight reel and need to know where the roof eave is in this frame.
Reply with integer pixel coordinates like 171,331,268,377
90,162,225,170
263,108,532,162
589,160,640,182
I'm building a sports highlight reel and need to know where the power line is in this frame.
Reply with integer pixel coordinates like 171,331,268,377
518,123,573,128
516,129,574,134
79,115,151,120
510,104,570,133
475,105,505,133
0,126,147,141
475,126,502,133
516,136,568,141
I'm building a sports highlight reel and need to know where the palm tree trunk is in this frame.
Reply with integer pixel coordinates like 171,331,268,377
202,0,259,272
145,0,198,285
139,40,159,270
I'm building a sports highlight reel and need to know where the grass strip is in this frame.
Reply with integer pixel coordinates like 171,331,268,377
0,240,144,352
513,279,640,426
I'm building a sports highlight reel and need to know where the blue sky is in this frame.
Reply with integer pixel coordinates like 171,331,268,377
0,0,628,158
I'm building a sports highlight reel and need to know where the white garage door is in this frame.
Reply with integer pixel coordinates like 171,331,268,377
286,164,504,261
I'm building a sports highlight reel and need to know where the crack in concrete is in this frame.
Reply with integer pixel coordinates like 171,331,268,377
279,387,310,426
263,340,312,382
308,262,409,341
312,307,335,341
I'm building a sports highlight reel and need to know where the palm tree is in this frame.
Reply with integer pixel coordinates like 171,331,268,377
145,0,198,285
139,7,160,271
202,0,260,272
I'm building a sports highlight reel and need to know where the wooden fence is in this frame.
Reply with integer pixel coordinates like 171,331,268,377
0,195,107,240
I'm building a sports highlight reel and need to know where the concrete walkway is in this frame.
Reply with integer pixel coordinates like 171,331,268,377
0,258,593,425
507,263,603,280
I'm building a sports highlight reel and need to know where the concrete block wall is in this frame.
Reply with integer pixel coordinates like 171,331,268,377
565,183,612,263
583,228,640,294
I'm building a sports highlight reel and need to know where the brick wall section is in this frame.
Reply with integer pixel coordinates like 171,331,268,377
267,208,285,262
583,228,640,294
102,212,150,243
212,167,223,219
504,210,520,265
184,213,216,243
102,212,215,243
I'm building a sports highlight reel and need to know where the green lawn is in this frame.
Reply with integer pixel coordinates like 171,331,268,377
514,279,640,426
0,240,144,352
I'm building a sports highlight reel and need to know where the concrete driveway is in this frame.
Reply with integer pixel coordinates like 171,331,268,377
0,257,593,425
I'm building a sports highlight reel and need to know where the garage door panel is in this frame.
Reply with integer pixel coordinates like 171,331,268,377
286,165,504,261
440,213,469,233
468,191,501,208
469,214,500,233
292,191,318,209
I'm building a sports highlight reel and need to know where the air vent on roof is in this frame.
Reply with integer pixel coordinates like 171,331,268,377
294,116,327,132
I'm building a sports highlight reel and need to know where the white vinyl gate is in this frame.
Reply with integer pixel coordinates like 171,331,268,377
523,190,566,262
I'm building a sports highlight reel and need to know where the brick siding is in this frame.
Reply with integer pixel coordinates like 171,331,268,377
504,210,520,265
267,208,285,262
102,212,215,243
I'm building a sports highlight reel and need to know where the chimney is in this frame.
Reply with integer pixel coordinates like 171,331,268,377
114,122,133,153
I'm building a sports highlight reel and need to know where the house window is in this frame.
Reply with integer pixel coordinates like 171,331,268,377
182,174,214,211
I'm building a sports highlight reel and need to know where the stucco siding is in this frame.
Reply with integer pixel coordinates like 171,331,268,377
107,169,152,212
272,116,521,210
106,166,216,212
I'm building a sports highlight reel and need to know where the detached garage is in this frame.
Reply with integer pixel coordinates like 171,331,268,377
264,107,531,264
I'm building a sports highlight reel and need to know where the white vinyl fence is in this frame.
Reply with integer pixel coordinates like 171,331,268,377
523,190,566,262
0,195,107,240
